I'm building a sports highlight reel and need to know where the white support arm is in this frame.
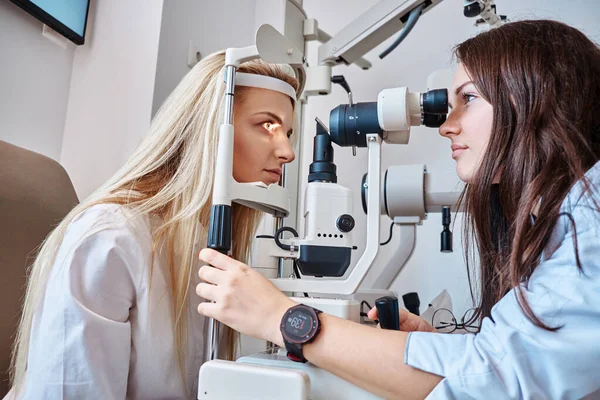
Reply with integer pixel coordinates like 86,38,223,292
369,222,416,290
318,0,443,66
225,45,260,67
231,182,291,218
304,18,372,70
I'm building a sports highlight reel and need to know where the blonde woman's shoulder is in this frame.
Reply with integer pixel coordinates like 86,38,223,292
70,203,152,238
54,203,154,289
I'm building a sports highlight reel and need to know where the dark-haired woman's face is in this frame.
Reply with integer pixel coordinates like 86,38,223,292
439,64,493,183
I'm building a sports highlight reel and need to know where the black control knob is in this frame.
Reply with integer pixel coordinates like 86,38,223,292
402,292,421,316
336,214,355,233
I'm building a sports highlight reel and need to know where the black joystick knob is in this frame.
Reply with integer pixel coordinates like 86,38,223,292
375,296,400,330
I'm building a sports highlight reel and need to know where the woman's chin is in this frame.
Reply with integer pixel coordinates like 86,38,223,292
456,162,473,183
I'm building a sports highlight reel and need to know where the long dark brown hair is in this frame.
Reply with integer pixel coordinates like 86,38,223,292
456,20,600,329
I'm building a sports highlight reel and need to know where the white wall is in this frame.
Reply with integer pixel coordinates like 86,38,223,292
0,1,75,161
152,0,257,116
299,0,600,316
60,0,164,200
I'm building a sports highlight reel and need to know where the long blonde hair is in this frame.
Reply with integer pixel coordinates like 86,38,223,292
10,51,301,393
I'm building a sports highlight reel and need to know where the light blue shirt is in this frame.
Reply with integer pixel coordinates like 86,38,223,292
405,161,600,399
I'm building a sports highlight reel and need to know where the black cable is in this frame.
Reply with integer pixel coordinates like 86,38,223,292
360,300,379,325
274,226,299,251
379,3,426,59
331,75,351,94
360,300,373,316
380,222,394,246
274,227,307,297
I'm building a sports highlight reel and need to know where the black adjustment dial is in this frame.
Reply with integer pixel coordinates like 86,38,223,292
336,214,355,233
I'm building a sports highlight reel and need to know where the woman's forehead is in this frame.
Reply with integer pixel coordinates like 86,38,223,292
238,87,293,118
452,64,470,88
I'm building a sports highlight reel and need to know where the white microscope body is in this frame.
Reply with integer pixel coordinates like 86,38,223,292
199,1,504,398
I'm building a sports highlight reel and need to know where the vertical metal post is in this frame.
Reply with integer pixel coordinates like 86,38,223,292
204,65,237,363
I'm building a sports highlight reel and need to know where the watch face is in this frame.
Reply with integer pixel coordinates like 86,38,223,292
281,308,318,343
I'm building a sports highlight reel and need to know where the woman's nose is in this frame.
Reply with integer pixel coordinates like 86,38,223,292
275,134,295,164
439,111,461,139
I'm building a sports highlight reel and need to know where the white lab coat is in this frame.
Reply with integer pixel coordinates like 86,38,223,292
18,204,208,399
405,161,600,399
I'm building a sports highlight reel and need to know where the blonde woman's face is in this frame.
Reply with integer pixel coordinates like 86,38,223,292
233,87,295,185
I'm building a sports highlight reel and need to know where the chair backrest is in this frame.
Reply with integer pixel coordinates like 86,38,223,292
0,140,78,396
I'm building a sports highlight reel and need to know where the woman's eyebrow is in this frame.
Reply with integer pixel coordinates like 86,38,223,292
448,81,474,109
454,81,474,96
253,111,282,124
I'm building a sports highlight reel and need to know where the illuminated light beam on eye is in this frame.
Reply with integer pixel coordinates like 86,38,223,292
263,122,282,132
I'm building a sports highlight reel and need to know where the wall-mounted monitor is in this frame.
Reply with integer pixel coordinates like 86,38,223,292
10,0,90,45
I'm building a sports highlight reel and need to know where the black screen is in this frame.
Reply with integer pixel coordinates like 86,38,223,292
284,310,314,339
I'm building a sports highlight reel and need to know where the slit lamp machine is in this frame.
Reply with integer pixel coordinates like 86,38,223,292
198,1,504,398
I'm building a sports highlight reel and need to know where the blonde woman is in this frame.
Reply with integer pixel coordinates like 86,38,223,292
7,51,302,399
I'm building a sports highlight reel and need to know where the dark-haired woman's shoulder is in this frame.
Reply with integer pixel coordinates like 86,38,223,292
540,160,600,263
562,160,600,215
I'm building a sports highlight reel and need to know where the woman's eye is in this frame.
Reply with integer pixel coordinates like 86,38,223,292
462,93,476,103
261,121,281,133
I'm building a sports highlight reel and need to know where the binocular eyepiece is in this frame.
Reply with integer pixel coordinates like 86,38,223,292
421,88,448,115
329,88,448,148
